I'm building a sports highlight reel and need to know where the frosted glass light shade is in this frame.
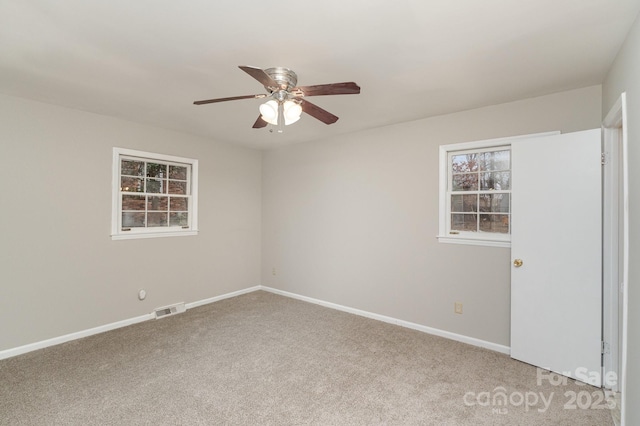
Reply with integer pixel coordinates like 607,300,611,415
283,101,302,125
259,99,303,126
259,100,279,125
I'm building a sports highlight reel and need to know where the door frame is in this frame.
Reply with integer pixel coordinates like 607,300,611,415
602,92,628,422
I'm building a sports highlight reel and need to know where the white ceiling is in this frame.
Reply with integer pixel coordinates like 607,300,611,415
1,1,638,149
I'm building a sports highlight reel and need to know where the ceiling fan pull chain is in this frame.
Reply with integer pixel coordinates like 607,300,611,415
277,102,285,133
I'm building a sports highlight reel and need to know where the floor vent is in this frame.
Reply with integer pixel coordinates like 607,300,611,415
154,302,186,319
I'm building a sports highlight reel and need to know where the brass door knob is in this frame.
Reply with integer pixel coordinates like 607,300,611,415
513,259,523,267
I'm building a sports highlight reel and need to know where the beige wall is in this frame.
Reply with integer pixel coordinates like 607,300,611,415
603,12,640,425
0,84,606,356
0,94,262,351
262,85,602,347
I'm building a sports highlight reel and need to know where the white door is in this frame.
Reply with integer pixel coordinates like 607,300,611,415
510,129,602,386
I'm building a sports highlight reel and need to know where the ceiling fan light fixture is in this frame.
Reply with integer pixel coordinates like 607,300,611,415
259,100,279,125
194,65,360,130
283,100,302,125
284,115,301,126
260,99,302,127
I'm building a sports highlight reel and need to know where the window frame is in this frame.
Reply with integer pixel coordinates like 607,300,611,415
437,132,559,248
111,147,199,240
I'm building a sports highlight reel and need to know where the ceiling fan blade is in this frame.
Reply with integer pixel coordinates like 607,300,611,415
239,65,279,89
193,94,265,105
300,99,339,125
293,82,360,97
252,115,268,128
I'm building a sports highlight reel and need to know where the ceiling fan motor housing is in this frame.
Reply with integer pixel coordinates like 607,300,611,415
265,67,298,91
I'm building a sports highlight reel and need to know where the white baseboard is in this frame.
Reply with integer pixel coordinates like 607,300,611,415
0,286,262,361
185,286,261,310
1,284,509,361
259,286,511,355
0,313,154,361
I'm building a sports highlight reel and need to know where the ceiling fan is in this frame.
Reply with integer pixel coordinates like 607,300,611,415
193,66,360,131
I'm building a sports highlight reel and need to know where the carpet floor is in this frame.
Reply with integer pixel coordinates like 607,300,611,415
0,291,613,425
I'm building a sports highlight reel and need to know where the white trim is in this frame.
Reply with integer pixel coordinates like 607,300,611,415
185,286,261,309
602,125,620,390
436,236,510,248
620,95,629,426
190,159,199,233
603,93,629,425
0,313,154,360
604,94,625,127
111,147,121,236
438,131,559,247
112,230,198,240
0,286,261,361
111,147,199,240
260,286,510,354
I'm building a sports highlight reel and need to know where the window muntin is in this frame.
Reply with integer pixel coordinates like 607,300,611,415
448,147,511,236
112,148,198,240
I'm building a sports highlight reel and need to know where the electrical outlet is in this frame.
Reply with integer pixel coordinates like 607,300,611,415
272,267,276,276
454,302,463,314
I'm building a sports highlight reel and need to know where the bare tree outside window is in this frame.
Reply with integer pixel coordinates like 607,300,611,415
449,148,510,235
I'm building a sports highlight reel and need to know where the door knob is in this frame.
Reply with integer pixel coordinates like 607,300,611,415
513,259,523,267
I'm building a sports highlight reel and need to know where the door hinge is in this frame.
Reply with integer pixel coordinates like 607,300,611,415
602,341,610,355
601,152,607,165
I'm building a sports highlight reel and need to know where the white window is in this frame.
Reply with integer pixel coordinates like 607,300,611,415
438,132,558,248
111,148,198,240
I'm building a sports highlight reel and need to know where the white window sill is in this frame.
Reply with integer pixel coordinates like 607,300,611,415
437,235,510,248
111,230,198,240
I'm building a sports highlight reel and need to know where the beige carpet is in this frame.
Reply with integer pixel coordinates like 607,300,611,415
0,291,613,425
